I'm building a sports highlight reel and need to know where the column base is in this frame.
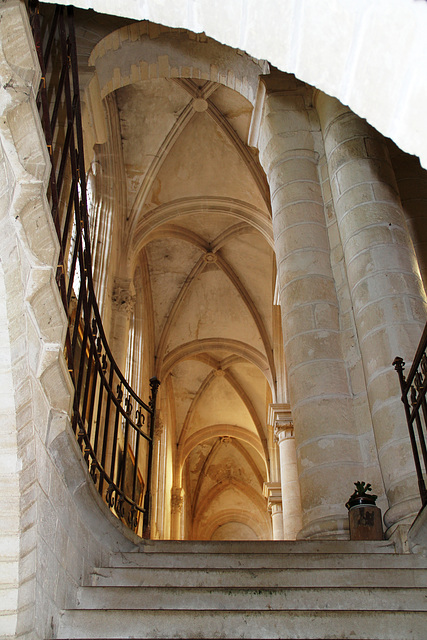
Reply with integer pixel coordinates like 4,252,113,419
296,516,349,541
383,495,421,531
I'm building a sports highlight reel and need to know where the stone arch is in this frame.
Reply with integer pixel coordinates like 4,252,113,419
176,367,268,464
160,338,273,388
193,506,271,540
132,197,273,255
89,23,267,105
180,425,266,465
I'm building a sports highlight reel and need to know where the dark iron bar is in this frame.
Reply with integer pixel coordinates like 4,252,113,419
29,1,159,536
394,322,427,508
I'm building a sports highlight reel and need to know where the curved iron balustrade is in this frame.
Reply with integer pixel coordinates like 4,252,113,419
394,322,427,510
29,1,159,536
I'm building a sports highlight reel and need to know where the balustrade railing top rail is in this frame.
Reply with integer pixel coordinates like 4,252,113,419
28,1,159,536
394,322,427,509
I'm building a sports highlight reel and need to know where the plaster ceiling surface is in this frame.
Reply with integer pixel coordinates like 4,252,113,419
102,38,274,537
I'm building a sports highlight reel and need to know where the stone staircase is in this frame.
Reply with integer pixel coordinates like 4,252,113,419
57,540,427,639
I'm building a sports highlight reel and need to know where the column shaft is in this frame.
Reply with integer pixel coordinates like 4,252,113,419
316,93,427,530
259,83,364,539
277,426,302,540
271,504,284,540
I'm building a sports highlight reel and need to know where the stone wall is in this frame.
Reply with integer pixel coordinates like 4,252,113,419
0,2,139,638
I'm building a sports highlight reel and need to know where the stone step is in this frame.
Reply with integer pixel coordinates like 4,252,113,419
134,539,395,554
109,550,427,569
92,566,427,589
76,585,427,611
57,608,427,639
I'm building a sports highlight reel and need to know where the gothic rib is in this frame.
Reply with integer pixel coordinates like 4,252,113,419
126,70,268,237
184,353,223,369
192,478,268,527
218,354,252,369
173,78,270,209
205,100,270,209
177,366,268,463
126,99,195,236
138,224,209,256
230,437,265,488
190,438,222,519
161,339,271,385
223,369,269,461
190,437,265,520
155,254,207,372
214,251,276,386
149,217,272,378
133,197,273,250
173,78,218,101
154,246,273,384
180,425,265,465
196,508,269,540
176,370,216,454
212,222,256,250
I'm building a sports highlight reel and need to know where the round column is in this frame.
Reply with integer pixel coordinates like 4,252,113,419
316,92,427,531
259,79,364,539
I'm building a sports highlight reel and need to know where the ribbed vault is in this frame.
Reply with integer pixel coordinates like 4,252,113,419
84,22,279,539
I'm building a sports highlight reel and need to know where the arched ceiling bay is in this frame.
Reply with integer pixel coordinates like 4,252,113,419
107,52,275,538
188,436,271,540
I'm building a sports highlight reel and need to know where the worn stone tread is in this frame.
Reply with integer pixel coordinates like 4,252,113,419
57,608,427,639
92,565,427,589
76,584,427,611
109,550,427,569
132,540,395,554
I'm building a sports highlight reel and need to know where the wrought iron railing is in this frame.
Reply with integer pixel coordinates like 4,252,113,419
28,1,159,535
394,323,427,509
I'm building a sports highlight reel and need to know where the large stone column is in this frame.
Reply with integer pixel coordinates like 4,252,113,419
258,76,364,539
316,93,427,532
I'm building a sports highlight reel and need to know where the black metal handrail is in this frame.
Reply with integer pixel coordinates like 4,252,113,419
393,322,427,508
28,2,159,535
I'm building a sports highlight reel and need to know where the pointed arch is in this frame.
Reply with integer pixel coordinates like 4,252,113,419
133,197,273,251
160,338,273,389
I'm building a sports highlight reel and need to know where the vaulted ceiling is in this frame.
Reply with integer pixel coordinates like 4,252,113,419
72,6,278,539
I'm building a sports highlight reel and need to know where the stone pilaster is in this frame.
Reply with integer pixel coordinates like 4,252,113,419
110,276,136,372
263,481,284,540
171,486,184,540
269,404,302,540
316,92,427,532
258,77,363,539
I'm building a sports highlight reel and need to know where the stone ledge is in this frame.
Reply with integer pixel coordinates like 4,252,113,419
48,418,141,553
